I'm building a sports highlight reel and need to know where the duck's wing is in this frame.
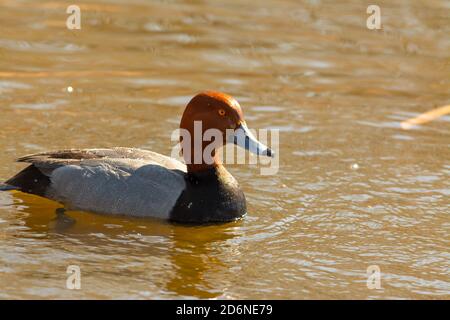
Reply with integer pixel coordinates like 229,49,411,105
5,148,187,218
16,147,186,172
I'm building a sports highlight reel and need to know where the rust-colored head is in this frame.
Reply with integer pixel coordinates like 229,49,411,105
180,91,273,173
181,91,243,133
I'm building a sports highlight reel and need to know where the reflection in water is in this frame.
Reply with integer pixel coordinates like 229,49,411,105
0,0,449,299
13,191,242,299
166,225,240,299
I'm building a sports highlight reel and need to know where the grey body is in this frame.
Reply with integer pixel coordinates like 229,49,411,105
7,148,187,219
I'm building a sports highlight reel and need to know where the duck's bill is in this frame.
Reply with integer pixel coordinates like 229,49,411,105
230,122,274,157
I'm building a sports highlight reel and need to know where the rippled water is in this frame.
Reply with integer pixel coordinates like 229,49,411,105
0,0,449,299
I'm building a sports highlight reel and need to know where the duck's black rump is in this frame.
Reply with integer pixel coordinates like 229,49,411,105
3,165,51,197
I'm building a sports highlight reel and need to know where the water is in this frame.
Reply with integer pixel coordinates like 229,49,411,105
0,0,449,299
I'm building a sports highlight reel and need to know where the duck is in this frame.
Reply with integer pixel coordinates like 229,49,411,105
1,91,274,223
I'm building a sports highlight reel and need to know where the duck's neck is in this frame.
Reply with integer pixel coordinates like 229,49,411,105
186,154,221,173
180,135,223,174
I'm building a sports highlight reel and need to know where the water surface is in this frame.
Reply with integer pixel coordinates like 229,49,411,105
0,0,449,299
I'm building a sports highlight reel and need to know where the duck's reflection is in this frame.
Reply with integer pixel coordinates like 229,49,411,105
164,223,240,298
13,191,242,299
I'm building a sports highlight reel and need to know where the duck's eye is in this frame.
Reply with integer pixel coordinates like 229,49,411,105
218,109,226,116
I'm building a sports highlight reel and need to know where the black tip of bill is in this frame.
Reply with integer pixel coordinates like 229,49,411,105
0,184,16,191
262,148,275,158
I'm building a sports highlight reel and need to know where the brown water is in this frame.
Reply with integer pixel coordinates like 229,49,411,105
0,0,449,299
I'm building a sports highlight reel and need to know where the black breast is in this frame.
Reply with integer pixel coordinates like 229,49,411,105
169,166,246,223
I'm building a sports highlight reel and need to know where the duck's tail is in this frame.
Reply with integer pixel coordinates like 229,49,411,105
1,165,51,197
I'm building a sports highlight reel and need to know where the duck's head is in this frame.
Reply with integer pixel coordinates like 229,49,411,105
180,91,273,172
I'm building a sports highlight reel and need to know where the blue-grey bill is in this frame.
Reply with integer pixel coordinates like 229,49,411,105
230,122,275,157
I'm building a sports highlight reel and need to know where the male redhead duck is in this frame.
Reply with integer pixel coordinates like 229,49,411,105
2,91,274,223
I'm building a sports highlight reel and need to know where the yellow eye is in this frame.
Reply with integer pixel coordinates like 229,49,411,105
218,109,226,116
